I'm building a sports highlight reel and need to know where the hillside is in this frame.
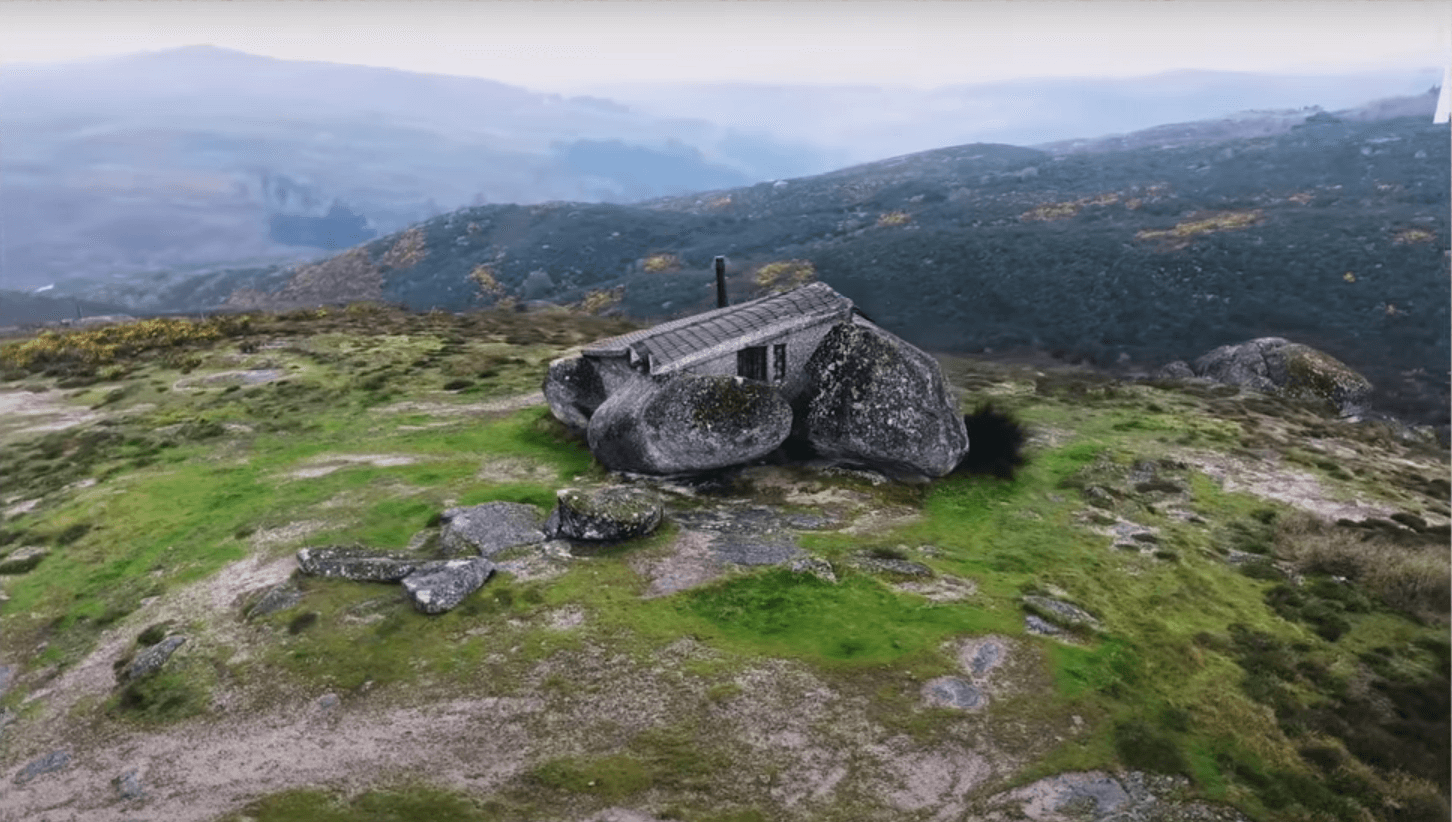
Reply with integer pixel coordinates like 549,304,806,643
130,100,1449,426
0,305,1448,821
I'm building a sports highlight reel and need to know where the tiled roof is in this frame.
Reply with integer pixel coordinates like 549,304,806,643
582,282,852,373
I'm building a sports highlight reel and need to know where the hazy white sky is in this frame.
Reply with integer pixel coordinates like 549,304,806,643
2,0,1447,90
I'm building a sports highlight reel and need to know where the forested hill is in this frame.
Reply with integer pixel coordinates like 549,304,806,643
60,101,1451,423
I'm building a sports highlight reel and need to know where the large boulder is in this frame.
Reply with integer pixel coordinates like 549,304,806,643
543,355,609,434
1193,337,1373,415
586,374,792,475
546,486,662,542
401,557,495,614
793,323,969,479
439,502,545,557
295,546,425,582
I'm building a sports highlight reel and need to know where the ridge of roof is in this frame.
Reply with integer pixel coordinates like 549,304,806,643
582,282,851,366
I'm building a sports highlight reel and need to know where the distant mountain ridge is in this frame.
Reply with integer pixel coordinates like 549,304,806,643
41,92,1444,424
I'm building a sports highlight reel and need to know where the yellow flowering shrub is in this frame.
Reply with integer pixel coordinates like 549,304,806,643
642,254,681,274
753,260,816,293
0,316,241,369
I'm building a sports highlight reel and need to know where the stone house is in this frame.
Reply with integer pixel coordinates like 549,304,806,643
576,281,859,396
545,279,970,479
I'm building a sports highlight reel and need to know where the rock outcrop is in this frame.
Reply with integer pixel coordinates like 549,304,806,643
401,557,495,614
543,355,608,434
295,546,425,582
587,374,793,475
439,501,545,557
1165,337,1374,416
0,546,49,575
792,323,969,479
546,486,663,542
117,636,187,684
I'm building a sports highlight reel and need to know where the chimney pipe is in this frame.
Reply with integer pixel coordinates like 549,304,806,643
714,256,727,308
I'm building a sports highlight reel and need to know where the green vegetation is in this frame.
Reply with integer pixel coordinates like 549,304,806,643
0,311,1446,822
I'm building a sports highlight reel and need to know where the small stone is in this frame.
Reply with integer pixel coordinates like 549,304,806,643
789,557,838,583
245,583,304,620
114,769,145,800
0,546,49,575
14,750,69,785
318,693,340,710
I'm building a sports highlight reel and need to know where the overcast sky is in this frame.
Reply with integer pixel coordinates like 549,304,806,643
2,0,1447,90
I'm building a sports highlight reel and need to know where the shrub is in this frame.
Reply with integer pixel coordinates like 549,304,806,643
1273,513,1450,619
1113,718,1188,774
752,259,816,293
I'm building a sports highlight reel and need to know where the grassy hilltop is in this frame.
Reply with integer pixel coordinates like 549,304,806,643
0,305,1446,821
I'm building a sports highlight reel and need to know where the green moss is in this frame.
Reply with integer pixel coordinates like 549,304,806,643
683,568,1008,664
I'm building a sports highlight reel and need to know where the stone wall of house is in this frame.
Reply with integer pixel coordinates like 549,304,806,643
678,316,842,399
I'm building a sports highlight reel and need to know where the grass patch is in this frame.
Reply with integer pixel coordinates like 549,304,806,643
223,783,492,822
682,568,1005,664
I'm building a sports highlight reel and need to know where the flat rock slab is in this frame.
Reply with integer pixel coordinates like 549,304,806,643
548,486,662,543
440,501,545,557
857,555,933,577
401,557,495,614
0,545,49,575
671,505,800,566
1022,596,1102,631
965,638,1006,677
118,636,187,684
296,546,426,582
245,582,304,620
982,770,1247,822
13,750,69,785
923,676,986,710
1025,614,1072,639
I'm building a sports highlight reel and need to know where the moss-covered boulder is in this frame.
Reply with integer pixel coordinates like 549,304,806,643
546,486,662,543
792,323,969,479
586,374,792,475
1193,337,1373,415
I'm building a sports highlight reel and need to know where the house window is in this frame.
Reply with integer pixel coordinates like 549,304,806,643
737,346,767,381
773,344,787,382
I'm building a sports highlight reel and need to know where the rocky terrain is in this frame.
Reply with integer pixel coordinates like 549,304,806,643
0,305,1446,821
